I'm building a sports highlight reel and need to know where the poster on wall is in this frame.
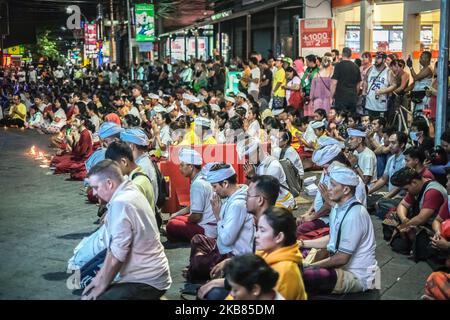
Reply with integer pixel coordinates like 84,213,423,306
187,37,207,59
345,25,360,52
169,38,185,62
135,3,155,42
298,18,332,57
84,23,97,58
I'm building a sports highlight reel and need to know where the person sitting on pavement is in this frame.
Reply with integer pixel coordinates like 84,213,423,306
240,137,296,210
272,129,305,179
253,206,307,300
301,165,379,296
51,115,94,175
345,127,377,186
81,160,171,300
297,139,367,237
223,254,286,300
186,163,255,283
386,167,446,260
105,141,156,214
120,128,159,204
197,175,280,300
166,149,217,243
428,167,450,270
367,131,408,218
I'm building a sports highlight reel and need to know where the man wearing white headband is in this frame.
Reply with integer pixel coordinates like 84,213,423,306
224,96,236,118
236,92,249,112
186,163,255,282
194,117,217,145
346,127,377,185
166,148,217,243
298,148,367,239
239,137,296,210
302,165,378,296
120,128,159,207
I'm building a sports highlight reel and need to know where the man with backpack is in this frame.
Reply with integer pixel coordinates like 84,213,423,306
105,141,156,218
272,129,304,197
240,137,296,210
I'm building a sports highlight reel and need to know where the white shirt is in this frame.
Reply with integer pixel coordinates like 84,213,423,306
89,114,100,132
248,67,260,92
50,108,67,128
327,197,377,291
286,76,301,102
128,106,142,121
354,147,377,184
247,120,260,140
190,173,217,238
217,185,255,255
158,125,172,158
135,152,159,202
272,146,304,177
365,66,389,112
105,180,172,290
256,156,296,208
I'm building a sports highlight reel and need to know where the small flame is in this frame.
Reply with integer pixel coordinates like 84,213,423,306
38,152,44,158
30,146,36,156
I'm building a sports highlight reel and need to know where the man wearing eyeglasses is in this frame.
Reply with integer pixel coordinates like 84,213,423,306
0,95,27,128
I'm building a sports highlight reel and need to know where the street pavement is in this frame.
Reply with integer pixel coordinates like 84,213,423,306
0,129,433,300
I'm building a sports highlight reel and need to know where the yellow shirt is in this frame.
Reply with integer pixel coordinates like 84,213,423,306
289,126,301,150
240,67,251,89
10,103,27,122
273,68,286,97
256,244,307,300
130,166,155,212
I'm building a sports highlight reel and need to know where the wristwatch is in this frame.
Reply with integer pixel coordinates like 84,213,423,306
353,164,360,169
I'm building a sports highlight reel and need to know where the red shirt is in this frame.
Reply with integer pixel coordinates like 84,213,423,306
419,167,435,180
438,199,450,220
404,187,445,213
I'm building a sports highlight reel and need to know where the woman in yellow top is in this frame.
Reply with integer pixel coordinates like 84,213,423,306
224,254,286,300
255,207,307,300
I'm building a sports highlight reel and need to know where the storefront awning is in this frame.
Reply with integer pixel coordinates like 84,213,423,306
159,0,291,37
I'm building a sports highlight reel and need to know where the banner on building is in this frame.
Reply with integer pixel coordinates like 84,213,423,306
6,45,25,56
135,3,155,42
84,23,98,58
298,18,332,57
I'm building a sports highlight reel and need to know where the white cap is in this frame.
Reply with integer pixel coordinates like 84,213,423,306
210,104,221,112
329,165,359,186
194,117,211,128
347,128,366,138
310,120,326,129
148,93,159,100
178,148,202,165
153,105,167,113
237,92,247,100
312,144,342,166
225,96,235,104
206,165,236,184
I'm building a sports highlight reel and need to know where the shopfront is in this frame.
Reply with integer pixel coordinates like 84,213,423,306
331,0,441,62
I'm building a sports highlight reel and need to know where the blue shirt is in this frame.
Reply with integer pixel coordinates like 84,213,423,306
383,153,406,191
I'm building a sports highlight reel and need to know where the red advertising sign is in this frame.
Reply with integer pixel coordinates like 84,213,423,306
84,24,97,46
299,18,332,57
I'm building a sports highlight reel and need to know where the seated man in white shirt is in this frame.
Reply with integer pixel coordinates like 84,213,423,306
81,159,171,300
186,163,255,282
301,165,378,295
272,129,304,178
346,127,377,186
297,138,367,237
166,148,217,242
240,137,296,210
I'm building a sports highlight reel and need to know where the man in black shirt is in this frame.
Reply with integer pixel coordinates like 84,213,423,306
259,59,272,102
330,47,361,113
208,56,226,93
